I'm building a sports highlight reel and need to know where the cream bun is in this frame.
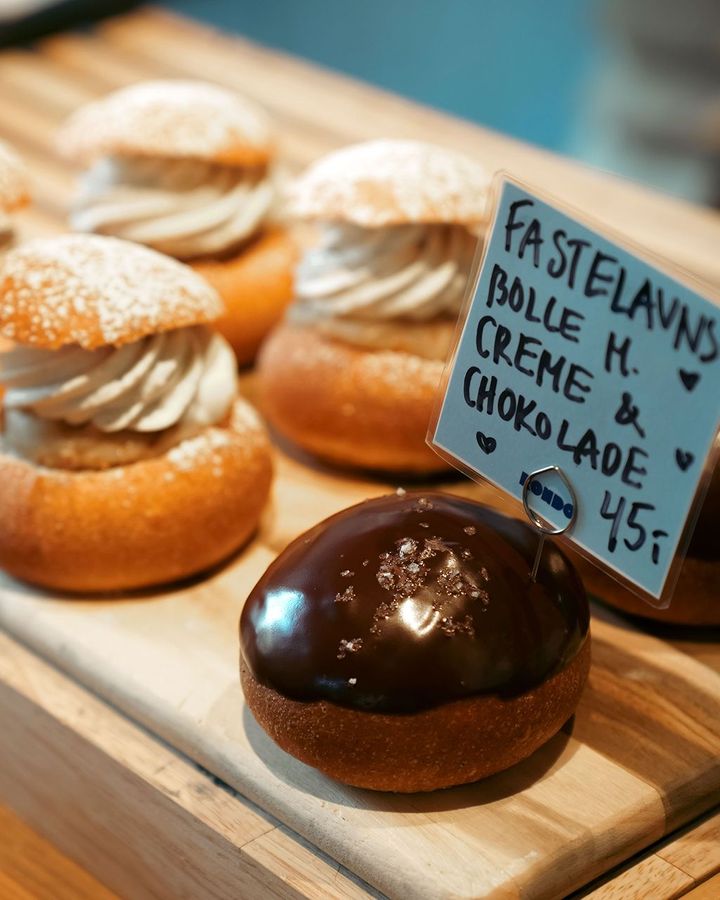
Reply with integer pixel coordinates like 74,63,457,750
0,234,272,592
57,80,296,365
241,492,590,792
258,140,490,474
0,140,30,249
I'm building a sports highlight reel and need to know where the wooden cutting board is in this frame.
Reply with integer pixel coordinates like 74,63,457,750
0,8,719,899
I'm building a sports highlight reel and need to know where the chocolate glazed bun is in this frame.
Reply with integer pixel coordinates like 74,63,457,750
240,492,590,792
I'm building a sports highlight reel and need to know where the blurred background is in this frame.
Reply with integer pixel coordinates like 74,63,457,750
2,0,719,206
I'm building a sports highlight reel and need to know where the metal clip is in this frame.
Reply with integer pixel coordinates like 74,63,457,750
521,465,578,582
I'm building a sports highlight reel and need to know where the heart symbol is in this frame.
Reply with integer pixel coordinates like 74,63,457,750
475,432,497,455
675,449,695,472
679,369,700,392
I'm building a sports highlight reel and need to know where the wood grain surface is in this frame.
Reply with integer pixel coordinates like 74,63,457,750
683,874,720,899
0,803,118,900
1,629,716,900
0,632,376,900
0,6,719,899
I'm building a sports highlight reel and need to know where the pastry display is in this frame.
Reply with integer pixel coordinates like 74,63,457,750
57,79,296,365
7,20,720,900
0,234,272,592
587,460,720,625
258,139,490,474
240,491,590,792
0,139,30,249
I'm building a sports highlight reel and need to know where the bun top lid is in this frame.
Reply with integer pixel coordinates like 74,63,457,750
57,80,273,168
241,492,589,713
0,234,224,349
0,140,30,212
287,139,491,227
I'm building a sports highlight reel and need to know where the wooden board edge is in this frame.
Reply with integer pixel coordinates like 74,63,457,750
3,627,717,900
683,873,720,899
574,806,720,899
0,631,377,900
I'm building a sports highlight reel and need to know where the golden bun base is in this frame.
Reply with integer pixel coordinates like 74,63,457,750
192,228,296,367
2,406,216,471
241,639,590,793
257,324,449,475
0,400,272,593
587,555,720,626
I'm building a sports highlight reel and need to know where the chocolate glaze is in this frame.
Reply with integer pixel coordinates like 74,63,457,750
240,492,589,713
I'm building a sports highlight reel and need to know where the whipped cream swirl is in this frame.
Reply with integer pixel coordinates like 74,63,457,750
71,156,274,260
0,326,236,433
293,222,478,323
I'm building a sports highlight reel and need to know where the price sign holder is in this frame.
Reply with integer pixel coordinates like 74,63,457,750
428,174,720,608
522,465,578,581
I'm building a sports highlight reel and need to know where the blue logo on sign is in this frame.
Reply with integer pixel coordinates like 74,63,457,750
519,471,574,520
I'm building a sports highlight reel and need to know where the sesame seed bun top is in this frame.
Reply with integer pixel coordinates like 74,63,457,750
0,234,224,350
287,139,491,227
57,80,273,168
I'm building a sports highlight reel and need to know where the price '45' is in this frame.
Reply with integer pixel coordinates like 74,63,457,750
599,492,669,565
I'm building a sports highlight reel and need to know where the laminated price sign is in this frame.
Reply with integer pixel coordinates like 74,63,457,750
429,176,720,603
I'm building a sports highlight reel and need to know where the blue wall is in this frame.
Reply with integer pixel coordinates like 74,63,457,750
166,0,596,154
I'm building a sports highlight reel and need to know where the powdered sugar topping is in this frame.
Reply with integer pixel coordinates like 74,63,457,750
58,80,272,167
288,139,491,227
0,234,223,349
